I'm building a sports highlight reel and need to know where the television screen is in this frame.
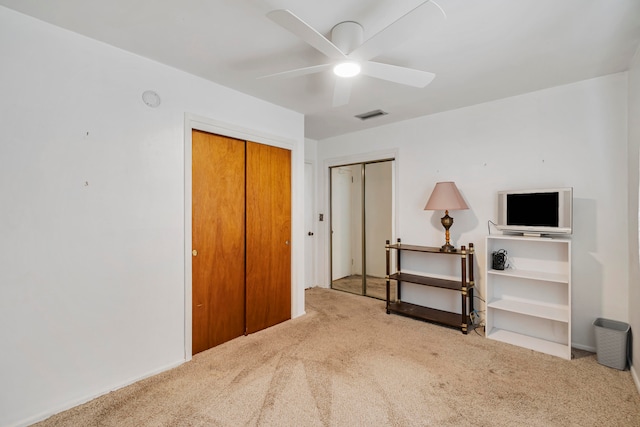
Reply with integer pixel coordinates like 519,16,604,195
497,187,572,235
506,192,559,227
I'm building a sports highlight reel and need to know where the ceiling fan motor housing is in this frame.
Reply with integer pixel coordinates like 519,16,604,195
331,21,364,54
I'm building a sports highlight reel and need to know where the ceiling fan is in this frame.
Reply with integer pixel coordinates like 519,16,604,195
262,1,445,107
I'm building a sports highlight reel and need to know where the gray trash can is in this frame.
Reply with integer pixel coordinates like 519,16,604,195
593,318,630,370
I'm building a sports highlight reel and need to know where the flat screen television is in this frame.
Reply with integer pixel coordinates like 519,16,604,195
496,187,573,236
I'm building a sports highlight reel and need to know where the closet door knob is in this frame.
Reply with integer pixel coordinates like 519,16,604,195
192,249,198,256
285,240,289,245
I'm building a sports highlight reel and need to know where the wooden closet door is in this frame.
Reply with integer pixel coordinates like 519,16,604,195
245,141,291,334
192,130,245,354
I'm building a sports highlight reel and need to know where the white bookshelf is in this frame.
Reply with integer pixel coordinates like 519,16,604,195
485,235,571,360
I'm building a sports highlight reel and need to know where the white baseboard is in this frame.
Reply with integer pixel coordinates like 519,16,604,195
632,365,640,395
12,359,186,427
292,310,307,319
571,342,596,353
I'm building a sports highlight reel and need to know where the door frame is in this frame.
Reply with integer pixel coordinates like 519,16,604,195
323,149,399,289
304,161,316,288
184,113,299,361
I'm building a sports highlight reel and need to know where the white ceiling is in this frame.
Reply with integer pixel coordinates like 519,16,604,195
2,0,639,140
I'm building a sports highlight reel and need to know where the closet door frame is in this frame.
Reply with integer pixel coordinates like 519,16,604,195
323,149,400,293
184,114,299,361
329,160,393,296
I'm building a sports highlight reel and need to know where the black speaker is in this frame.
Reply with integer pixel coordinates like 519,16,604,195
492,249,508,270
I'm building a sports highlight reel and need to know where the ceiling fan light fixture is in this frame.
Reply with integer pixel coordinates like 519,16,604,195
333,61,361,78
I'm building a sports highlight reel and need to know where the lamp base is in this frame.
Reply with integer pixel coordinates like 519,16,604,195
439,211,457,252
440,243,457,253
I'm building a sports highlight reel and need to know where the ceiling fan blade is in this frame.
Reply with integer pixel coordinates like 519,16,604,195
267,9,347,60
332,78,353,107
349,1,443,62
258,63,332,80
361,61,435,87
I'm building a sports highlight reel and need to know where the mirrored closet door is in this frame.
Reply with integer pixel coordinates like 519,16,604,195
330,160,395,300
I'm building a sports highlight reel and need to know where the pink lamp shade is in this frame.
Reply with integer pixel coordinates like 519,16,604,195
424,182,469,211
424,181,468,252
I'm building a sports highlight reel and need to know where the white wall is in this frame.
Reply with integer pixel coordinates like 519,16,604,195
0,7,304,427
304,138,318,164
628,46,640,386
317,73,629,351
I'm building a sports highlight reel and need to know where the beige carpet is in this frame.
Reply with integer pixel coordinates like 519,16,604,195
35,288,640,426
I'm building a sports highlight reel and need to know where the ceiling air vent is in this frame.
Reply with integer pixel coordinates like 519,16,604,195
355,109,388,120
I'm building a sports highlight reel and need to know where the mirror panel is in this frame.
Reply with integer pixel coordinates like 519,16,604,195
330,160,395,300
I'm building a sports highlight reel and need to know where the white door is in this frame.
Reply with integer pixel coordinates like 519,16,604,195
304,162,315,288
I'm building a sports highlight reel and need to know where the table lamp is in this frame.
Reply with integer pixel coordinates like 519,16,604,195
424,181,469,252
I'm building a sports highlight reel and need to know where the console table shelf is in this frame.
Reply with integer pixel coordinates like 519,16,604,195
388,273,461,291
385,239,475,334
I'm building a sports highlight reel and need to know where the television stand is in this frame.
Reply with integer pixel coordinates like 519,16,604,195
485,234,571,359
504,232,552,239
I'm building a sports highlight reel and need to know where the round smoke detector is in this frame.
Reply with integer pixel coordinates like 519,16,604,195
142,90,161,108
